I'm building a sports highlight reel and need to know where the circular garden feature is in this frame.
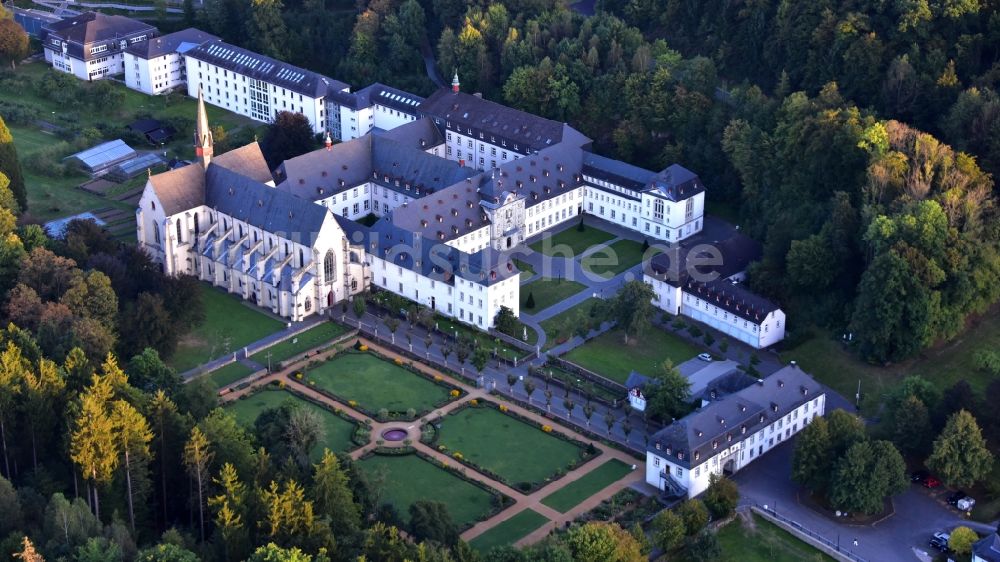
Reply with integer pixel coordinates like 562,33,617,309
382,428,409,441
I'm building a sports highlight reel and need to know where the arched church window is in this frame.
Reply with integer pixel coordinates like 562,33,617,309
324,251,336,283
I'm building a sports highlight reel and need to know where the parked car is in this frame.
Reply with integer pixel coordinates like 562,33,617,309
956,497,976,512
924,476,942,489
947,490,968,505
911,470,929,483
929,532,950,552
697,353,713,362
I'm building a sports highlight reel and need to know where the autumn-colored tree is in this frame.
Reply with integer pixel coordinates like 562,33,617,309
20,358,65,470
111,399,153,533
564,521,645,562
183,426,213,542
208,462,248,560
0,341,26,478
260,479,315,543
70,374,118,519
13,537,44,561
312,449,360,537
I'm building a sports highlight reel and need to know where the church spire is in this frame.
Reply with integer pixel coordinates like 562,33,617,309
194,86,213,168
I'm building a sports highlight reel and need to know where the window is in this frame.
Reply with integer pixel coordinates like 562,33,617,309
153,222,160,244
324,251,336,283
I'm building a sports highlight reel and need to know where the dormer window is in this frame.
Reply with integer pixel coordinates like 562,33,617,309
665,446,671,455
741,425,747,434
655,442,662,451
694,452,700,461
677,452,684,460
759,414,765,423
727,434,733,442
772,404,779,413
778,380,785,388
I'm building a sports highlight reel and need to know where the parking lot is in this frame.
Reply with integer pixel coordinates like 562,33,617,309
733,434,997,562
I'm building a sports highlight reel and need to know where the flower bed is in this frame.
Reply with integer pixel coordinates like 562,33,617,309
574,488,662,529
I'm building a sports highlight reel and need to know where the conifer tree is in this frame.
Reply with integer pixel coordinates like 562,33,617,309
209,462,247,560
70,375,118,519
183,427,213,542
111,399,153,533
21,358,65,470
0,116,25,211
0,341,26,478
312,449,360,538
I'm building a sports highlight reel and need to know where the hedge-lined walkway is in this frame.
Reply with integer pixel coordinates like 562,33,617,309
219,336,644,547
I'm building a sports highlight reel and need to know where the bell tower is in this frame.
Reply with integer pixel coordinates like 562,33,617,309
194,86,213,168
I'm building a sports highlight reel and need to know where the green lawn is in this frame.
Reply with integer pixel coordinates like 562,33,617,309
539,297,604,350
562,328,699,384
540,460,633,513
783,314,1000,417
308,352,450,414
437,406,585,486
678,513,835,562
529,225,615,257
519,278,587,313
169,285,286,372
358,454,499,528
513,258,536,281
249,322,348,366
207,362,255,389
226,390,356,457
469,509,549,552
580,240,647,278
538,365,622,404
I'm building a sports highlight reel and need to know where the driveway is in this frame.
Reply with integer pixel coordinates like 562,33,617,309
733,435,994,562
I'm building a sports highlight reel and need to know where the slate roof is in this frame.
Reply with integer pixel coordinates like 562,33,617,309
205,165,330,237
391,179,489,242
625,371,654,390
419,88,590,154
648,164,705,202
148,162,205,215
648,365,824,470
44,12,156,61
125,27,217,59
213,142,273,185
973,534,1000,562
480,143,586,209
184,40,348,99
582,152,657,191
684,278,781,323
375,117,444,150
645,230,763,285
331,82,425,113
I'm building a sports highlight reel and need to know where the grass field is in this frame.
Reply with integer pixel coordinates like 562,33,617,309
529,225,615,257
513,258,536,281
538,297,603,350
580,239,647,278
677,513,835,562
207,362,255,389
563,328,699,384
249,322,348,365
469,509,548,552
519,278,587,312
540,460,633,513
437,406,584,486
308,352,450,414
783,310,1000,415
226,390,356,456
168,285,285,372
358,454,499,528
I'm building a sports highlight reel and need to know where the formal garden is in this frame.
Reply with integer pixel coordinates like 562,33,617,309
537,297,604,350
529,223,615,257
305,350,457,419
562,327,699,384
226,388,357,457
358,452,505,529
431,402,595,491
469,508,549,552
540,459,633,513
170,285,286,372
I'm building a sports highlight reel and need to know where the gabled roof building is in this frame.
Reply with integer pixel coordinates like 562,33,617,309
43,12,157,81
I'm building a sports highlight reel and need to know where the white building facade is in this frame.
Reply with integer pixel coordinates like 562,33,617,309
42,12,156,81
646,366,826,498
124,28,218,95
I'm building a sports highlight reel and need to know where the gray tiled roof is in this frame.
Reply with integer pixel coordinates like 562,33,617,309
375,117,444,150
482,143,586,209
582,151,657,191
44,12,156,61
148,161,205,215
973,534,1000,562
648,365,824,469
213,142,273,185
184,40,348,99
125,27,217,59
683,277,781,323
648,164,705,202
205,164,330,237
645,231,763,285
419,88,590,154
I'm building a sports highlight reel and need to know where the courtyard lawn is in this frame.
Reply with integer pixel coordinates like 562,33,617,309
538,297,603,350
563,328,699,385
469,509,548,552
437,406,585,486
169,285,286,373
540,460,633,513
249,322,348,366
207,362,256,389
538,365,622,404
580,239,647,279
519,278,587,313
358,454,498,528
678,513,835,562
785,311,1000,416
226,390,356,456
308,352,450,414
513,258,536,281
529,225,615,257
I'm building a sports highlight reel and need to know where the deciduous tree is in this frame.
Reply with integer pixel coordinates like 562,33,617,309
564,521,645,562
676,499,709,536
703,474,739,519
607,280,656,344
0,115,25,210
643,360,690,422
651,509,684,551
792,416,831,492
927,410,994,488
949,526,978,554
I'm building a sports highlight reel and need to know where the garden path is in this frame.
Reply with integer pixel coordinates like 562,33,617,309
220,336,647,546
